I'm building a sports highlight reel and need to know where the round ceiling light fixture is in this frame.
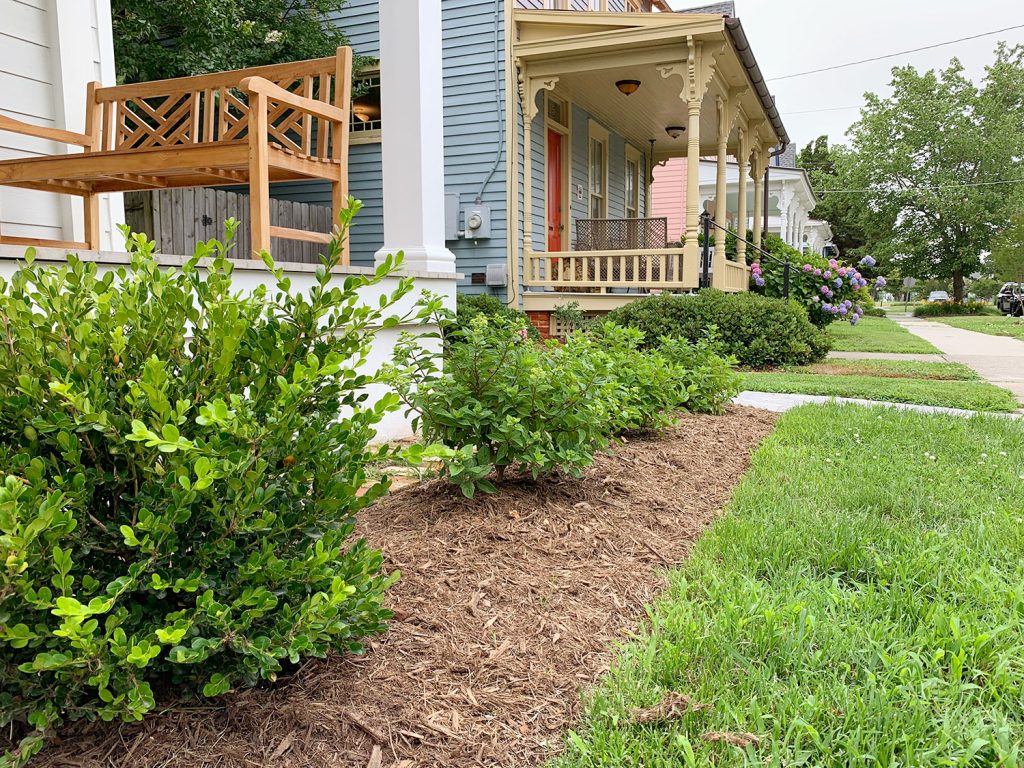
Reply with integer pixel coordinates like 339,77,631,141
665,125,686,139
616,79,641,96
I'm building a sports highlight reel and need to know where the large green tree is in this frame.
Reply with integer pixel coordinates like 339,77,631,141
991,210,1024,283
797,136,869,257
112,0,370,84
830,44,1024,301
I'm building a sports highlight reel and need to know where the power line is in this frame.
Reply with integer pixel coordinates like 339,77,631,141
770,23,1024,81
786,105,863,115
818,178,1024,194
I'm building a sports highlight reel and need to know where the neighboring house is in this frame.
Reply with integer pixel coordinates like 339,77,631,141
273,0,789,335
653,157,835,255
0,0,123,248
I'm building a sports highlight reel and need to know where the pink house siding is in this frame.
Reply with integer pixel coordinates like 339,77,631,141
651,158,687,242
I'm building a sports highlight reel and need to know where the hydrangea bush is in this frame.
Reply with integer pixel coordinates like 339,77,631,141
0,204,415,767
751,235,884,328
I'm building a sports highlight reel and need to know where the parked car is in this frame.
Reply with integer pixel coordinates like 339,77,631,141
926,291,950,303
997,283,1022,315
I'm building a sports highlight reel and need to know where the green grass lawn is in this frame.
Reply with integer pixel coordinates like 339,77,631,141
794,358,979,380
552,404,1024,767
936,315,1024,340
742,371,1018,412
828,316,941,354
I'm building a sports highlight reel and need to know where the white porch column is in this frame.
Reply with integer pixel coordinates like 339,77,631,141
751,144,766,250
374,0,456,272
734,125,749,266
777,186,792,245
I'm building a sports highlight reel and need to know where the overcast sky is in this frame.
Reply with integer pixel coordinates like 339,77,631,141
668,0,1024,152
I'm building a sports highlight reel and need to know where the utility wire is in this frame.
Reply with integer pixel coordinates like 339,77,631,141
785,105,863,115
770,23,1024,81
818,178,1024,194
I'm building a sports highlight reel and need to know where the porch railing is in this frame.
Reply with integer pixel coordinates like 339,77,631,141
700,212,789,296
524,215,696,292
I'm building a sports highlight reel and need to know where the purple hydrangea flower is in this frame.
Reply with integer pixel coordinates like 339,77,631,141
831,306,841,314
850,315,859,326
834,278,843,288
822,303,832,312
813,268,822,277
839,305,848,315
820,284,830,294
802,263,813,272
859,255,876,267
876,276,887,287
824,270,833,279
754,276,765,287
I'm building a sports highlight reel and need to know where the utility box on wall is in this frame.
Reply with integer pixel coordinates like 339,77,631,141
444,192,460,241
462,204,491,240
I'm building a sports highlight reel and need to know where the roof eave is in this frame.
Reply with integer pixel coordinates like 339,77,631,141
723,17,789,148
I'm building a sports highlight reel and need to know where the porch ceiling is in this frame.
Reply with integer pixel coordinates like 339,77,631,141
514,10,786,155
547,58,726,158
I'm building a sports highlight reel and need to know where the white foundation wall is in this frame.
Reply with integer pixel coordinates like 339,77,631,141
0,0,124,247
0,246,456,442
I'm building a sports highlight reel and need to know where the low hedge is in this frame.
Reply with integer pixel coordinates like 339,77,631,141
912,300,988,317
604,290,830,369
453,293,540,341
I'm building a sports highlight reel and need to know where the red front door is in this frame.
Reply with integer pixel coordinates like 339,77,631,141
547,128,563,252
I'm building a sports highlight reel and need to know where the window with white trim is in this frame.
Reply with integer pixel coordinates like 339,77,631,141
588,121,609,219
625,145,642,219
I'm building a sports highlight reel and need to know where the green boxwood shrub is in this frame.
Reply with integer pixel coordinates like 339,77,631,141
0,207,413,766
912,300,988,317
605,290,829,369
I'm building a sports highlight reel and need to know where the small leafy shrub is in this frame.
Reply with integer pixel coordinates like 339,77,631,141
0,205,414,766
752,238,883,328
453,293,540,342
605,290,829,369
657,332,743,414
913,300,988,317
864,307,887,317
571,324,690,434
389,312,614,496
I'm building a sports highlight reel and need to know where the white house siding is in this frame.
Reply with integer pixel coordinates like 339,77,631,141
0,0,124,248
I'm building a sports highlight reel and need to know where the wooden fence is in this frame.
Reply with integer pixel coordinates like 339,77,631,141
124,189,334,264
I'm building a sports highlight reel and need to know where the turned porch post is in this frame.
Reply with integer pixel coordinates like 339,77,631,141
751,144,767,250
734,125,749,266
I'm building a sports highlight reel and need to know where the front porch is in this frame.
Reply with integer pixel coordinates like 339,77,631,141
513,8,787,311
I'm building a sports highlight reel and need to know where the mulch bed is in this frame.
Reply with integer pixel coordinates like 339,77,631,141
34,406,776,768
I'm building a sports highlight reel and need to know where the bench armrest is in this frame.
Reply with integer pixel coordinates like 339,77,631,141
239,76,348,124
0,114,94,148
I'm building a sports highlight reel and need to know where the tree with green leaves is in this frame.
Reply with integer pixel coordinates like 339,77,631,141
991,210,1024,284
828,43,1024,301
797,136,869,258
112,0,371,84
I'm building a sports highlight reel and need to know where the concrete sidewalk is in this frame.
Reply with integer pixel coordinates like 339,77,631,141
894,317,1024,401
734,391,1020,419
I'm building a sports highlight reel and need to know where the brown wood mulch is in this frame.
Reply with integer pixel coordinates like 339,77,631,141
34,406,776,768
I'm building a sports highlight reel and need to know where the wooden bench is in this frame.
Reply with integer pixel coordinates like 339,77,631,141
0,48,352,260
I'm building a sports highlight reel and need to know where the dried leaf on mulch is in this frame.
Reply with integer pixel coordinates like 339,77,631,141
30,407,776,768
703,731,762,747
630,693,710,725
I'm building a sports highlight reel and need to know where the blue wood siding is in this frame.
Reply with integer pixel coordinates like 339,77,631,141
272,0,509,299
327,0,379,58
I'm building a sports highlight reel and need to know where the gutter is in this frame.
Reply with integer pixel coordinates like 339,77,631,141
723,17,789,148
